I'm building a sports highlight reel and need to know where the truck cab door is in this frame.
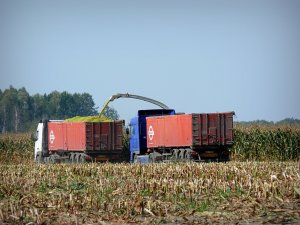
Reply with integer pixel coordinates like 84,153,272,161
129,117,140,162
34,122,44,160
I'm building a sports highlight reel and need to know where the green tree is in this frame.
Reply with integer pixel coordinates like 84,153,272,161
0,86,118,132
77,93,98,116
277,118,300,125
0,86,19,132
47,91,61,118
32,94,47,121
58,91,76,119
17,87,31,131
102,106,119,120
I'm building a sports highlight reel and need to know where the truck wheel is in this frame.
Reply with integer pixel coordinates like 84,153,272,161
74,153,81,163
219,148,230,162
70,153,76,163
43,157,49,164
79,153,87,163
149,153,154,163
171,149,179,160
133,154,137,163
67,154,72,163
179,149,186,160
133,154,139,163
35,151,44,164
49,155,56,164
185,149,192,161
176,149,180,159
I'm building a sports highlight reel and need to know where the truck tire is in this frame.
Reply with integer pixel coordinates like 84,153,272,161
179,149,186,160
79,153,87,163
171,149,179,160
69,153,75,163
149,153,154,163
219,152,230,162
133,154,138,163
49,155,56,164
185,149,192,161
35,151,44,164
74,153,81,163
44,156,49,163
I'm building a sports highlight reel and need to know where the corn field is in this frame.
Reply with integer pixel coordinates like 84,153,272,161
1,125,299,164
0,126,300,223
0,133,32,164
0,162,299,224
232,125,300,161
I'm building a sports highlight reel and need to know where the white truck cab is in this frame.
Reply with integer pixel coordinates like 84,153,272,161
33,120,63,162
34,122,44,161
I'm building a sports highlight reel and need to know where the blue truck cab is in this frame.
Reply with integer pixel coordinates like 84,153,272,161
129,109,175,163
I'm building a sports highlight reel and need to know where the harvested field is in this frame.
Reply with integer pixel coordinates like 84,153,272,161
0,162,299,224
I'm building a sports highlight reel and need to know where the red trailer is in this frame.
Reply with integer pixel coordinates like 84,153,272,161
146,112,234,161
35,120,125,163
48,121,123,152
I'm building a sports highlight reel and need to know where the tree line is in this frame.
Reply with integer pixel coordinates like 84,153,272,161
0,86,119,133
235,118,300,126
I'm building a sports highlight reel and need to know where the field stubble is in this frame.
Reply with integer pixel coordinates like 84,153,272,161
0,162,299,224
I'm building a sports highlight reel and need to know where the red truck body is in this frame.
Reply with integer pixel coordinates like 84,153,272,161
48,121,124,152
146,112,234,150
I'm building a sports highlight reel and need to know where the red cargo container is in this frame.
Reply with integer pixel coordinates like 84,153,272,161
48,121,124,152
146,112,234,150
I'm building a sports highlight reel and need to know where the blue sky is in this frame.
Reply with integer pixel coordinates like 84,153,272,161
1,0,299,122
